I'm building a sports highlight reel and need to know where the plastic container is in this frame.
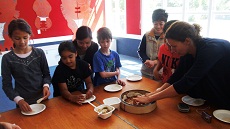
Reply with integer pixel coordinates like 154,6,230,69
103,97,121,110
94,104,115,119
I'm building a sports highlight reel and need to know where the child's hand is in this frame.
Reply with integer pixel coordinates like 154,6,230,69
86,89,93,99
144,60,157,68
70,94,85,105
43,86,50,100
18,99,32,112
117,79,126,86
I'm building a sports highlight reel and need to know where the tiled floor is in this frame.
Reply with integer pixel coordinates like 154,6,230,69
0,54,142,113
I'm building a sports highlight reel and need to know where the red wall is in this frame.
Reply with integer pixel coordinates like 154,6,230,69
0,0,140,51
0,0,104,51
126,0,141,35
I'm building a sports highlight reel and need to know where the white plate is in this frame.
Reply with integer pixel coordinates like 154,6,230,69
126,75,142,81
104,84,122,92
21,104,46,115
82,95,96,103
213,109,230,123
181,95,205,106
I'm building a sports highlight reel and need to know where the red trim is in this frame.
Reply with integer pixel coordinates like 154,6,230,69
126,0,141,35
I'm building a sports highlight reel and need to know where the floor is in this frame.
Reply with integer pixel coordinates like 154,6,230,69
0,54,142,113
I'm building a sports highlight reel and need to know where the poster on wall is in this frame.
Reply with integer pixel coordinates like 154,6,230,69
0,0,103,52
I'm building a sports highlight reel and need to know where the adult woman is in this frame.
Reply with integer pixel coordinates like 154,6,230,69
134,21,230,109
137,9,168,79
73,26,98,70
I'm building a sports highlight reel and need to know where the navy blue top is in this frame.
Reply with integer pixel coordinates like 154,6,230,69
167,38,230,109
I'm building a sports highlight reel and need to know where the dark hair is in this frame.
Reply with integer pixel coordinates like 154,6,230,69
58,41,76,56
75,26,92,40
97,27,112,42
8,18,32,38
163,20,178,33
152,9,168,23
165,21,202,42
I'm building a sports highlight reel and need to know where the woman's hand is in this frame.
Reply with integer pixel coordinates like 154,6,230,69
18,99,32,112
133,95,152,104
69,94,86,105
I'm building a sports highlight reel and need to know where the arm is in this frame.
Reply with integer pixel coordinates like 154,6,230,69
134,84,178,103
39,49,51,99
1,54,19,101
2,54,32,112
173,42,224,94
84,76,94,99
116,67,126,86
153,60,162,81
137,35,150,63
147,83,171,96
58,83,85,105
99,71,119,78
93,52,119,78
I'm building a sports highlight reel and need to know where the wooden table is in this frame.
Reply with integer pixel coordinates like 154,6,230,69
0,77,229,129
0,95,133,129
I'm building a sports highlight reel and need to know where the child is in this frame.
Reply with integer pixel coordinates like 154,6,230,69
153,20,180,83
73,26,98,70
137,9,168,80
1,19,51,112
52,41,94,105
93,27,125,86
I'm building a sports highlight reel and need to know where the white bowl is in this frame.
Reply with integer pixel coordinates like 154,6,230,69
103,97,121,110
94,104,115,119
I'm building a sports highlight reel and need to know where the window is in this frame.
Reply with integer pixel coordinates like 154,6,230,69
105,0,126,35
141,0,230,41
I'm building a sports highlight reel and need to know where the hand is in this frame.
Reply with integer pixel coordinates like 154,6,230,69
18,99,32,112
43,86,50,100
133,95,152,104
144,60,157,68
86,89,93,99
0,122,21,129
117,79,126,86
88,64,92,70
69,94,85,105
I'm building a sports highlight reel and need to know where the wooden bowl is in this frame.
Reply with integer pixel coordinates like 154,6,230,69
120,90,157,114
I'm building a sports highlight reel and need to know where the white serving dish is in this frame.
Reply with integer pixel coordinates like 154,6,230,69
94,104,115,119
103,97,121,110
